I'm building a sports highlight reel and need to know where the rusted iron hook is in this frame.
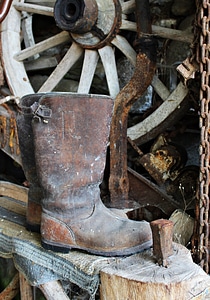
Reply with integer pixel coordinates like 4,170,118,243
0,0,13,23
109,0,157,205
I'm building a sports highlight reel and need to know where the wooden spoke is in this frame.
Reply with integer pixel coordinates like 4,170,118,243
14,31,70,62
112,35,136,66
120,20,136,32
152,25,193,43
120,20,193,43
121,0,135,14
77,49,99,94
38,42,84,92
25,0,55,6
13,2,54,16
98,45,120,98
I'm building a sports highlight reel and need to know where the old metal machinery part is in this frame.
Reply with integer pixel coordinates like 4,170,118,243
109,0,157,204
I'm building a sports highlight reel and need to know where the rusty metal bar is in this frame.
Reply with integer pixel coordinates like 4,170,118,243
109,0,157,205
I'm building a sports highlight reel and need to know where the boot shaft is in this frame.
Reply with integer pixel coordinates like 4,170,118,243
32,93,113,212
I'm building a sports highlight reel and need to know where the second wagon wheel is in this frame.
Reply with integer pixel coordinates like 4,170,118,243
0,0,193,144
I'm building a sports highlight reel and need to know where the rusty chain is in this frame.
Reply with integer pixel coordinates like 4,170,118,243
193,0,210,273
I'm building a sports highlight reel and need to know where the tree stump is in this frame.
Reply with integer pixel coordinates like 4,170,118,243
100,243,210,300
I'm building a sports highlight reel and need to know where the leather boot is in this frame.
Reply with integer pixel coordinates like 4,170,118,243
17,94,44,232
32,93,152,256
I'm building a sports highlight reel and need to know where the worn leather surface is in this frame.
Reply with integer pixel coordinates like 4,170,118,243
32,93,152,256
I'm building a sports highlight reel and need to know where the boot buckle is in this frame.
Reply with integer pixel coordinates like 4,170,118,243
31,102,52,123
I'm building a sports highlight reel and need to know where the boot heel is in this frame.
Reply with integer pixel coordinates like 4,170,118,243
41,212,75,253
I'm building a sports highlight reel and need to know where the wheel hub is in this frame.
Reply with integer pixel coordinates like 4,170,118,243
54,0,122,49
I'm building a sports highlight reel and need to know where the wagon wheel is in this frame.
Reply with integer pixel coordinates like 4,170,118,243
0,0,193,144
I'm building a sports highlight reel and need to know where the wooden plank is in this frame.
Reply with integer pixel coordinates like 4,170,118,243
0,196,26,216
0,181,28,204
39,281,69,300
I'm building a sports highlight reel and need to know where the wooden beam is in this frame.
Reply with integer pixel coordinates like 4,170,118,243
0,181,28,203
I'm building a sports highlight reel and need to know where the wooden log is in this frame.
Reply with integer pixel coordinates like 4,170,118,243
100,243,210,300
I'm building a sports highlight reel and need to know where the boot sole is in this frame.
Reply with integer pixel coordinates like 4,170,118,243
41,238,152,257
26,222,40,233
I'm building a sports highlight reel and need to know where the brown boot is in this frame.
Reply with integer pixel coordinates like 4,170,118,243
17,94,44,232
32,93,152,256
